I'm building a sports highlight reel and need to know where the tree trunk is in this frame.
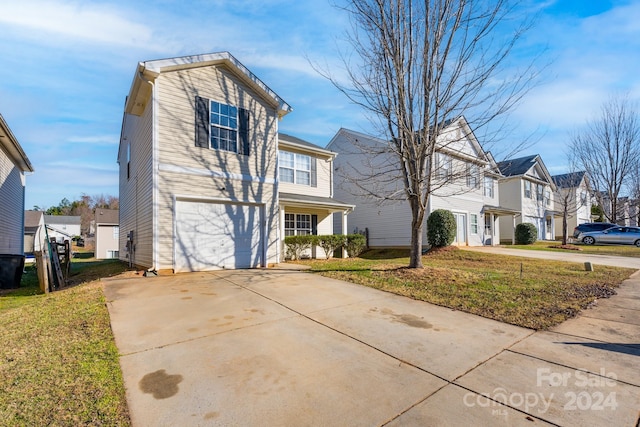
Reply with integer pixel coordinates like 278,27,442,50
562,211,568,246
409,198,424,268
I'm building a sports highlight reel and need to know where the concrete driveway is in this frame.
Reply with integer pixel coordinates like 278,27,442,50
104,267,640,426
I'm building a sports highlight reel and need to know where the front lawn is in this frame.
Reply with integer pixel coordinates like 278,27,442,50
0,258,131,426
505,240,640,257
298,248,635,330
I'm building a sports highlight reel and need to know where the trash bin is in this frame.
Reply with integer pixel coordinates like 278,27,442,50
0,254,25,289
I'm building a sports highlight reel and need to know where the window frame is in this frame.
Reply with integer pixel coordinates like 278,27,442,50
524,180,532,198
279,150,312,186
467,164,480,188
436,152,452,180
209,100,238,153
484,213,492,234
470,214,478,234
545,190,551,206
536,184,544,201
483,176,494,198
284,213,312,236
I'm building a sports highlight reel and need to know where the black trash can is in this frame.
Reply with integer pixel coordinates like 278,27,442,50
0,254,25,289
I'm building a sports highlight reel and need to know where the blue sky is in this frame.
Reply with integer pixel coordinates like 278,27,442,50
1,0,639,209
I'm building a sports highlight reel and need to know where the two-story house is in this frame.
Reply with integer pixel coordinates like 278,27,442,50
497,155,557,242
118,52,351,272
551,171,592,240
329,117,515,247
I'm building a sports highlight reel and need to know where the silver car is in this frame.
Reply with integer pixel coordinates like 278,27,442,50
578,226,640,247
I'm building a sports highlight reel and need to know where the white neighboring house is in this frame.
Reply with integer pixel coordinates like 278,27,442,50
551,171,592,239
497,155,558,242
94,209,119,259
329,116,515,248
0,114,34,288
44,215,81,244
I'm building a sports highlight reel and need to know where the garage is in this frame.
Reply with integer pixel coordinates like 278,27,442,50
174,200,263,272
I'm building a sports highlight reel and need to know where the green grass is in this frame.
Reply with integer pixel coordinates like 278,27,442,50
298,248,635,330
0,257,131,426
505,240,640,257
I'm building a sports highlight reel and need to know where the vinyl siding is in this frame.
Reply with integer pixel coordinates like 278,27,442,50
96,225,119,259
0,146,25,254
154,66,279,269
119,104,154,268
278,146,333,198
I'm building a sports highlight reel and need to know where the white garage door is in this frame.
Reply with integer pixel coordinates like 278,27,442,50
175,200,263,272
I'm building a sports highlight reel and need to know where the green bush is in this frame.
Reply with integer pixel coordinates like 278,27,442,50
344,234,367,258
515,223,538,244
316,235,346,259
284,235,315,260
427,209,456,247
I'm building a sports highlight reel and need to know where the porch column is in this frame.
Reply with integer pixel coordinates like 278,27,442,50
512,215,516,245
279,207,286,263
491,213,496,246
342,211,348,258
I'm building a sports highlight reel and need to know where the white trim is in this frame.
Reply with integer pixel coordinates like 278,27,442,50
159,163,276,184
152,78,159,271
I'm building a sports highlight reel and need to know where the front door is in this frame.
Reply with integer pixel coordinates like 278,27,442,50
453,213,467,245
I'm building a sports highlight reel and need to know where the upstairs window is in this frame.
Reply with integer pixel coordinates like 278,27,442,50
195,96,250,155
436,153,452,180
279,150,316,186
467,164,480,188
483,176,494,198
536,184,544,201
545,190,551,206
580,191,587,205
524,180,532,198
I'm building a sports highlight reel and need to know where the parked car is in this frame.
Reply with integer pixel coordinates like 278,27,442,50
578,226,640,247
572,222,617,238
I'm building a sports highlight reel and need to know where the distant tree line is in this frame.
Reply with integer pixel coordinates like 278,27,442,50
31,194,119,236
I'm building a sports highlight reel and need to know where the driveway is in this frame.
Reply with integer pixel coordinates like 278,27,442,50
104,267,640,426
461,246,640,269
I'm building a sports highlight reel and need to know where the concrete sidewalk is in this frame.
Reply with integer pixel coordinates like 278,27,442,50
104,269,640,426
461,245,640,269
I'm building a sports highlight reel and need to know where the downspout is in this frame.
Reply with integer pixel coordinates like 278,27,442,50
139,69,159,274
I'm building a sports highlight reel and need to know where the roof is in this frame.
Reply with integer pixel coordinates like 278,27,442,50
278,133,336,157
24,211,44,228
0,114,34,172
126,52,292,118
44,215,81,226
279,192,354,212
95,209,119,225
552,171,586,189
497,155,538,177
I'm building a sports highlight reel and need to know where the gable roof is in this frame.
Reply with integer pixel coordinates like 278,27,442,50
552,171,586,189
125,52,292,118
278,133,336,157
44,215,81,226
497,155,538,177
95,209,119,225
24,211,44,228
0,114,33,172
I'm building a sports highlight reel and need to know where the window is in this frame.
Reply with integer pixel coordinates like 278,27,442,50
484,213,492,234
436,153,452,180
285,213,312,236
467,164,480,188
279,151,312,185
580,191,587,205
210,100,238,152
544,190,551,206
524,180,532,198
536,184,544,201
484,176,494,198
113,226,119,239
470,214,478,234
126,143,131,180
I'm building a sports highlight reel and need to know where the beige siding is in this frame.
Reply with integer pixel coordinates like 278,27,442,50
0,147,24,254
119,104,154,268
154,66,279,270
96,225,119,259
278,146,333,198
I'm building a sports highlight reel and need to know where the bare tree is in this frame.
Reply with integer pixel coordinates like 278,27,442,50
325,0,537,267
571,96,640,224
552,167,589,246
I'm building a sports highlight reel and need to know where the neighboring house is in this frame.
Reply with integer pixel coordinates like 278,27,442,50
329,117,514,248
277,133,353,258
44,215,81,243
551,171,592,239
0,114,34,288
24,210,45,255
497,155,558,241
118,52,352,272
94,209,119,259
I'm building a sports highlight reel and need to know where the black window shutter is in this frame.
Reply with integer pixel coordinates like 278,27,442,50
195,96,210,148
310,157,317,187
239,108,250,156
311,215,318,235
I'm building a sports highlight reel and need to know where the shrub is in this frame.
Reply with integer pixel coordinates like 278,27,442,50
316,235,346,259
284,235,315,260
515,223,538,244
344,234,367,258
427,209,456,247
